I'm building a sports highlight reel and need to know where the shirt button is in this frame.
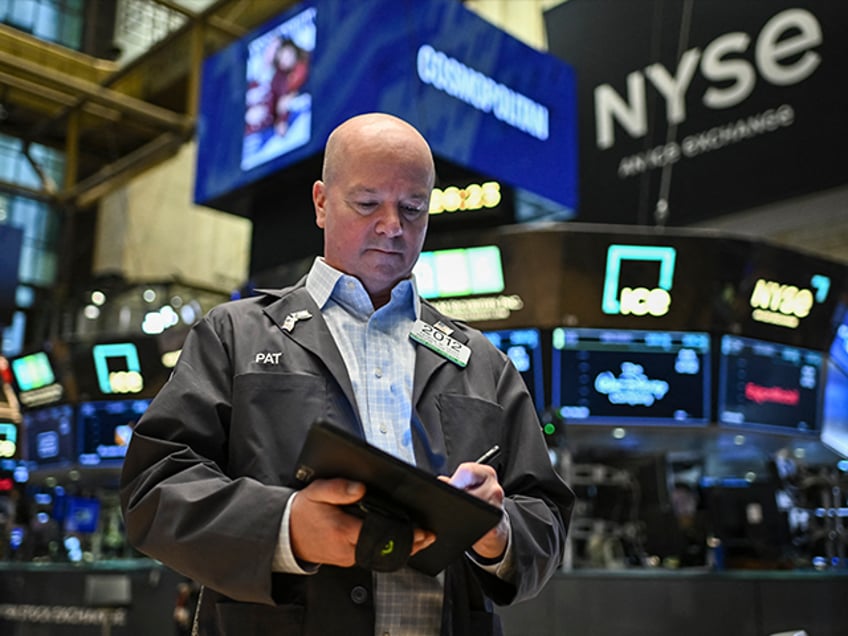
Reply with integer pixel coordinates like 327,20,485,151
374,367,383,378
379,424,387,434
350,585,368,604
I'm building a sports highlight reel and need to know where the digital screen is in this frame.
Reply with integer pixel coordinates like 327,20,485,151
414,245,504,299
830,317,848,373
195,0,577,214
77,399,150,466
821,360,848,457
241,5,315,172
718,335,823,434
64,497,101,534
551,328,711,424
23,404,75,466
483,328,545,412
11,351,54,391
9,351,64,408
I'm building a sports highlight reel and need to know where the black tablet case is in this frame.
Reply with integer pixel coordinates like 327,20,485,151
293,420,502,576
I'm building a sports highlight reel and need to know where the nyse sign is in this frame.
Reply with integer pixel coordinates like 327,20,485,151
594,8,822,151
749,274,830,329
602,245,677,317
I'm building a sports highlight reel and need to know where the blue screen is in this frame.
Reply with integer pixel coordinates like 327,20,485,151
483,328,545,413
23,404,75,466
64,497,101,534
77,399,150,466
195,0,577,211
551,328,711,424
830,317,848,373
718,335,823,434
821,360,848,457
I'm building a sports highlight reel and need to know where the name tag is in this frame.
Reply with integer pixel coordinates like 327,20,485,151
409,320,471,367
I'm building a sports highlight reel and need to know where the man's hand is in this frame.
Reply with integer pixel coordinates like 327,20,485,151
290,478,435,567
440,463,509,560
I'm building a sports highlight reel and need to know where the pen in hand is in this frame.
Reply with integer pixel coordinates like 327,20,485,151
474,445,501,465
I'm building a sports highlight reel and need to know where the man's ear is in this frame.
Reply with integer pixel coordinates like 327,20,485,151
313,180,327,229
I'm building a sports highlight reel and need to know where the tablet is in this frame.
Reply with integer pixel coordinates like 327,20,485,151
293,420,502,576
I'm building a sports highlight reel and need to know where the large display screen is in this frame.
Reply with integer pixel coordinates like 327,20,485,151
23,403,75,467
483,328,545,412
830,315,848,373
551,328,711,424
195,0,577,213
821,360,848,457
77,399,150,466
718,335,823,434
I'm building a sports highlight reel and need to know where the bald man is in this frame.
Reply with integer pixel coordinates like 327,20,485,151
121,113,573,636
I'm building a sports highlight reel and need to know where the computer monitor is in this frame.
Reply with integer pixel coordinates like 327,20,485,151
9,350,64,408
23,403,75,466
76,399,150,466
551,328,711,425
483,328,545,412
718,335,824,434
821,360,848,457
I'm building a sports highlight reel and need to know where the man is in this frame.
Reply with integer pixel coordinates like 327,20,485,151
120,113,574,635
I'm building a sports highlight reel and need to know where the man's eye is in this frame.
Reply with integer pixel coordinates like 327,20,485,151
402,205,427,218
354,201,378,213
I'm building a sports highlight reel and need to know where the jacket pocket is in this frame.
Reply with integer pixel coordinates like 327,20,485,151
437,393,505,472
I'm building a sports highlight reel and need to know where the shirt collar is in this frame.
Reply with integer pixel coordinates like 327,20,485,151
305,257,421,319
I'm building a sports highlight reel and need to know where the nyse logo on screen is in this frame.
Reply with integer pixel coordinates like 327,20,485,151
602,245,676,317
749,274,831,329
92,343,144,395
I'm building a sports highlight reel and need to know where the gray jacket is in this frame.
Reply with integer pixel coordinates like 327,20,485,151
120,282,574,635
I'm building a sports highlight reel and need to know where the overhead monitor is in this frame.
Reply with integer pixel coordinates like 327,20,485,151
820,360,848,457
76,399,150,466
482,328,545,413
551,328,711,425
9,350,64,408
195,0,577,214
23,403,75,467
717,335,824,435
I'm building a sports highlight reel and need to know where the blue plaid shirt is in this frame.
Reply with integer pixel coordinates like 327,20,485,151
306,257,444,636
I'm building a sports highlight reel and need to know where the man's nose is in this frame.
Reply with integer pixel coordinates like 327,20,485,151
375,204,403,237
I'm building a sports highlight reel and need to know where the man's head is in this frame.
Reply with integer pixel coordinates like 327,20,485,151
313,113,435,307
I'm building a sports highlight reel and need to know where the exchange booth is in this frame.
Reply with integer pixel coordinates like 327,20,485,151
413,223,848,636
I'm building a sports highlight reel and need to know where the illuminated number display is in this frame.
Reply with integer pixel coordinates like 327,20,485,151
429,182,502,214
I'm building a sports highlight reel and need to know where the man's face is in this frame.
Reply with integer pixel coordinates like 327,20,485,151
314,139,433,304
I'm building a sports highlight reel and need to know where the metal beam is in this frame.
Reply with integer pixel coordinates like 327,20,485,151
0,50,192,132
62,131,187,209
0,69,122,122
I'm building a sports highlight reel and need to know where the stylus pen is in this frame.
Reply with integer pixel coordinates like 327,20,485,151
474,445,501,465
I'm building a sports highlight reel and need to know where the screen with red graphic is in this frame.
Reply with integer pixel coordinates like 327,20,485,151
718,335,823,434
